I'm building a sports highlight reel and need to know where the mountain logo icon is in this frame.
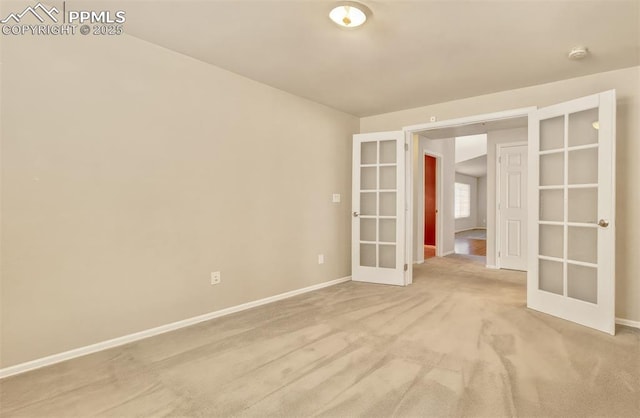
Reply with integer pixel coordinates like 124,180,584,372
1,2,60,24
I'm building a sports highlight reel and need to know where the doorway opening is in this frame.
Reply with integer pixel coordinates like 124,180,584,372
356,91,616,334
453,134,488,263
424,154,437,260
407,109,531,271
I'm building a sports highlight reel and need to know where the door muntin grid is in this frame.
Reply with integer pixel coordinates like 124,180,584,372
537,109,599,304
359,140,398,269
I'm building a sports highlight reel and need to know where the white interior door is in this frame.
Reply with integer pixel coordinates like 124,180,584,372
528,90,616,334
498,144,528,271
352,131,406,286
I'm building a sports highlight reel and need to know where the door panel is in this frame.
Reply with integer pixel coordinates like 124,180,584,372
527,90,616,334
352,131,405,286
499,144,528,270
424,155,436,246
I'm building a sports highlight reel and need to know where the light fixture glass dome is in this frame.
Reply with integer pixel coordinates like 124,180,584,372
329,4,367,28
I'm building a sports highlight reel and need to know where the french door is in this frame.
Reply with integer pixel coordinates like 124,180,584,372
352,131,406,286
528,90,616,334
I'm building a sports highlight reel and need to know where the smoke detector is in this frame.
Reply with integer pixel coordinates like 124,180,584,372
568,46,589,60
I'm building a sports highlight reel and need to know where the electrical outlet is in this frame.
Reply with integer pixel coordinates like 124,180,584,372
318,254,325,264
211,271,221,285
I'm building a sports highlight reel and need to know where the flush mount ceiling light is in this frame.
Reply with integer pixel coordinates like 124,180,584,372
568,46,589,60
329,2,370,28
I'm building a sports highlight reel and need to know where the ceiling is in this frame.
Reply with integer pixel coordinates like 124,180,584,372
456,155,487,178
95,1,638,116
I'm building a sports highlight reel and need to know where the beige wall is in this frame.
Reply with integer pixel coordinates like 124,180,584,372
0,34,358,367
361,66,640,322
477,175,487,228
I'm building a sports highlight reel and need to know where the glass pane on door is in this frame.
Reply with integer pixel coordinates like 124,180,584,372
567,264,597,303
568,108,599,147
568,189,597,223
360,218,376,242
540,116,564,151
539,259,563,295
568,227,597,264
361,142,377,164
539,225,563,258
568,148,598,184
379,245,396,268
360,244,376,267
539,153,563,186
540,189,563,222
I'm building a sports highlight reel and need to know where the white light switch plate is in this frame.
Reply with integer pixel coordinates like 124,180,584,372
332,193,341,203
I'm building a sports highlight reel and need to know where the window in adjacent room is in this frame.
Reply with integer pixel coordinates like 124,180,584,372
454,182,471,218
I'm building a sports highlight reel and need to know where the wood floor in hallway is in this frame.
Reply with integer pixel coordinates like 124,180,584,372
455,229,487,257
1,256,639,417
424,244,436,259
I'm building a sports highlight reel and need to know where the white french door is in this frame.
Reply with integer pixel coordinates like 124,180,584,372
528,90,616,334
352,131,406,286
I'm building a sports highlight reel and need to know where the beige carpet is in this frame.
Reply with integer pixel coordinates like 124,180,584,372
1,255,639,417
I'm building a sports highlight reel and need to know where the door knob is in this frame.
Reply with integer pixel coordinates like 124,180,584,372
353,211,360,218
598,219,609,228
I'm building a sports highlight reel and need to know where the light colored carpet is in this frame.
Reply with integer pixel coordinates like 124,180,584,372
1,255,639,417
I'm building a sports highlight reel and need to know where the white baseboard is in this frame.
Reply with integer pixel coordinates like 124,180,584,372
486,265,499,269
442,251,455,256
616,317,640,329
454,227,487,233
0,276,352,379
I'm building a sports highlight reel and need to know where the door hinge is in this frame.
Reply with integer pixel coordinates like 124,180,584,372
404,263,408,271
498,251,501,258
404,143,409,151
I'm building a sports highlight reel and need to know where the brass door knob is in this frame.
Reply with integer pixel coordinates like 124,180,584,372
598,219,609,228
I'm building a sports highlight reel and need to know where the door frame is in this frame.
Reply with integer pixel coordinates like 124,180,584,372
495,141,528,269
402,107,537,285
419,150,443,263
